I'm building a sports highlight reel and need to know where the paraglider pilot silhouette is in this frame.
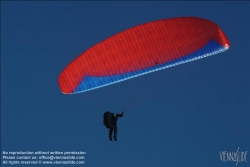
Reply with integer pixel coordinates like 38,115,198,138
103,111,124,141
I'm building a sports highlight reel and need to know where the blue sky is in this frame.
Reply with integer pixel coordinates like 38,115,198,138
1,1,249,167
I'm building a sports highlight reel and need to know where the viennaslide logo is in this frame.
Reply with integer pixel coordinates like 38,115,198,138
219,147,248,166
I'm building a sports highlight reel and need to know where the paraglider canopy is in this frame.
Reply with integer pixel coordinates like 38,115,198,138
58,17,230,94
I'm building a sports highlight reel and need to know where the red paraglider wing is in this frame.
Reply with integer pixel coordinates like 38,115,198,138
58,17,230,94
